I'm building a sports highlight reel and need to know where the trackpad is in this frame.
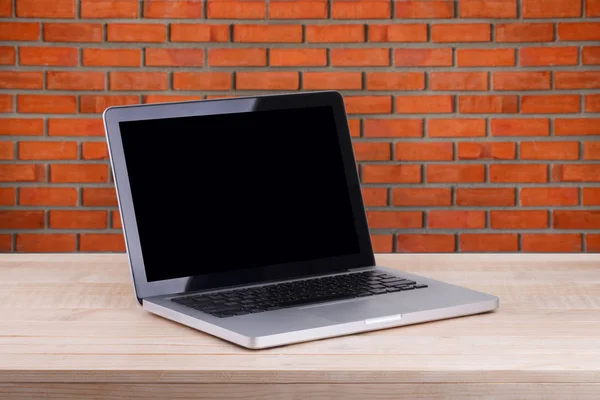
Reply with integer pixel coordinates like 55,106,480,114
303,297,416,323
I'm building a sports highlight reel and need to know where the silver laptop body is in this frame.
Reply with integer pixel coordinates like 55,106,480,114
104,91,499,349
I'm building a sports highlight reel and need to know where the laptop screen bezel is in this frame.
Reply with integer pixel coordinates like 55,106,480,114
103,91,375,303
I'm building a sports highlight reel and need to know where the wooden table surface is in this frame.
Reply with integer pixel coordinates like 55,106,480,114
0,254,599,399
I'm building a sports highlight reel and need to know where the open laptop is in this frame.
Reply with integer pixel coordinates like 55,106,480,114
103,91,498,349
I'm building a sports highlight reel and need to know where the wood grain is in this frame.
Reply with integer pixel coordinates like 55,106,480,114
1,254,599,398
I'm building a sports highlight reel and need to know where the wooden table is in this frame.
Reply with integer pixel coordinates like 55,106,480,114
0,254,599,399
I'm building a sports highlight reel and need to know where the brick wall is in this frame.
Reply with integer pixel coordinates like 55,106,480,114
0,0,599,253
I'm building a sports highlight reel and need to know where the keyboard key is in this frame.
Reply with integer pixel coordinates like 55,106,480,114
357,292,373,297
369,289,387,294
400,286,415,291
386,287,401,292
414,284,428,289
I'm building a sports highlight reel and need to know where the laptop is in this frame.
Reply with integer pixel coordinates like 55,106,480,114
103,91,498,349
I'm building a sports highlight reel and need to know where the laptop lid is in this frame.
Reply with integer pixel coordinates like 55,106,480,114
103,91,374,303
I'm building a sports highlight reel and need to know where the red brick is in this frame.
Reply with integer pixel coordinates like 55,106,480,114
555,72,600,89
20,187,77,206
362,187,387,207
0,118,43,136
367,72,424,91
207,0,266,19
431,24,490,43
0,0,9,16
460,0,516,18
48,118,104,137
456,188,516,207
270,49,326,67
0,72,42,90
491,210,548,229
396,142,453,161
368,24,427,42
490,164,548,183
367,211,423,229
348,119,360,137
144,95,204,104
47,71,105,91
144,0,203,18
306,24,364,43
146,49,203,67
395,48,452,67
493,71,551,90
396,95,453,114
344,96,392,114
0,95,12,113
460,234,519,252
107,24,166,43
0,164,45,182
17,95,76,114
397,234,455,253
371,234,393,253
0,234,10,251
429,211,486,229
589,235,600,252
80,234,125,252
110,72,168,91
0,188,15,205
585,142,600,160
522,234,582,253
234,24,302,43
112,211,122,229
520,187,579,207
583,188,600,206
588,0,600,16
552,165,600,182
353,142,391,161
558,23,600,41
520,47,578,67
583,47,600,65
269,0,327,19
459,95,518,114
0,22,40,41
430,72,488,91
392,188,451,207
80,95,140,113
82,142,108,160
0,211,44,229
521,142,579,160
523,0,581,18
428,119,486,138
0,141,13,159
50,164,108,183
362,165,421,183
83,49,140,67
19,141,77,160
458,142,516,160
458,49,515,67
17,0,75,17
81,0,138,18
555,119,600,136
495,23,554,42
332,0,390,19
173,72,230,91
82,188,118,206
396,1,453,18
427,164,485,183
171,24,229,42
16,234,76,252
553,211,600,230
364,119,423,138
303,72,362,90
236,72,299,91
521,95,580,114
50,210,107,229
331,48,389,66
44,23,102,42
491,118,550,137
0,47,15,65
19,47,78,67
208,49,266,66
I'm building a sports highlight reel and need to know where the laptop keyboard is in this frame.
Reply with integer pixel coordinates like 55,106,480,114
171,270,428,318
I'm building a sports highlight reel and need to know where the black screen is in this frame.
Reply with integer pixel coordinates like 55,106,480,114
120,106,360,282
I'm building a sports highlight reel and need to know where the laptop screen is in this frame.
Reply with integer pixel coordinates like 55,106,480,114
119,105,361,283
